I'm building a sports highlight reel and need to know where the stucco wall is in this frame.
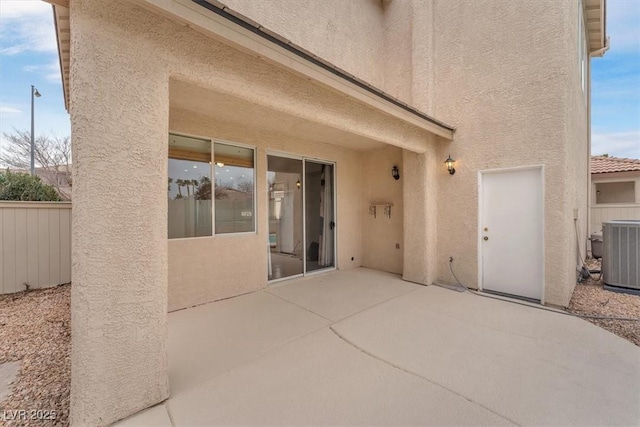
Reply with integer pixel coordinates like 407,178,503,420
431,0,588,306
70,1,171,424
69,0,594,423
168,107,364,311
595,181,637,204
361,146,403,274
220,0,386,90
71,0,410,421
592,172,640,204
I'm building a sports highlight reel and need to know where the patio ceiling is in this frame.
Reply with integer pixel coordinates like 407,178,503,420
170,79,390,151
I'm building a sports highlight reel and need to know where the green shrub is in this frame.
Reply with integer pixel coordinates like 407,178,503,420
0,170,62,201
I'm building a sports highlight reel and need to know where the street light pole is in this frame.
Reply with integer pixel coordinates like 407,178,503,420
30,85,41,176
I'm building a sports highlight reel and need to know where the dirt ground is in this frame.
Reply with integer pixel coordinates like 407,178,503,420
0,284,70,427
567,259,640,347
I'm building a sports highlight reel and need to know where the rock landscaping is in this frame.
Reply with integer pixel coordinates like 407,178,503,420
0,284,70,426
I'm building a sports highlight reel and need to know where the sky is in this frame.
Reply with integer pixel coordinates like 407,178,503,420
0,0,639,160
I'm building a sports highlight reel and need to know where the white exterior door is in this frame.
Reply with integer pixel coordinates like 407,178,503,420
480,167,544,301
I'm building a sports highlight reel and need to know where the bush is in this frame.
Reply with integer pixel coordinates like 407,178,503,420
0,170,62,201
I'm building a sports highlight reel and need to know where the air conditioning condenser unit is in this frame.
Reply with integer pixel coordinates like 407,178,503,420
602,220,640,292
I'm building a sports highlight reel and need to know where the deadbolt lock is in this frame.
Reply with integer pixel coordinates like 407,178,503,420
484,227,489,232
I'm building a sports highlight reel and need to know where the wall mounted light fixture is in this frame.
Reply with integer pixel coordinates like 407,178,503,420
445,155,456,175
392,165,400,180
296,179,301,189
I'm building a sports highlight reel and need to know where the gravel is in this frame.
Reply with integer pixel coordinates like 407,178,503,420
567,259,640,347
0,284,70,427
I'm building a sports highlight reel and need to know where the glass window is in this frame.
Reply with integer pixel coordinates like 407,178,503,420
168,134,212,238
214,142,255,234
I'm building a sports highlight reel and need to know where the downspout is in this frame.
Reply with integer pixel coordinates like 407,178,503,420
587,37,609,249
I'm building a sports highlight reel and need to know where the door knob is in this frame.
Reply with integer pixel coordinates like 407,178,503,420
483,236,489,241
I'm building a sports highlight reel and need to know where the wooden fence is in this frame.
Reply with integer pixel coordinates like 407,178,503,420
590,203,640,235
0,201,72,294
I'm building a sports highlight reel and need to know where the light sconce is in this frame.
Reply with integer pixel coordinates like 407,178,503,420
392,165,400,180
296,179,301,189
445,155,456,175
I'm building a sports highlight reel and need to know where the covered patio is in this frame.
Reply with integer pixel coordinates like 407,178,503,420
116,268,640,426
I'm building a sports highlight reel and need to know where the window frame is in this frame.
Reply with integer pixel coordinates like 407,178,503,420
168,132,258,239
212,139,258,236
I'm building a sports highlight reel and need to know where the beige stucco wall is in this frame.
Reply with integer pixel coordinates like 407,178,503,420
69,0,595,423
168,108,364,311
221,0,386,89
70,1,171,425
595,180,638,204
361,146,403,274
431,0,588,306
70,0,425,423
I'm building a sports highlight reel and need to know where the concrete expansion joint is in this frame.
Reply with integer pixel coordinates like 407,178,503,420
165,401,176,427
327,326,519,426
264,285,420,325
262,289,334,322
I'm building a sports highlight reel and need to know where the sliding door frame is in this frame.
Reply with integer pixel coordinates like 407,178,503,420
303,158,337,277
265,151,337,283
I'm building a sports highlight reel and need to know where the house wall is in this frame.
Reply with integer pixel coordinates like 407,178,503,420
593,171,640,204
596,181,636,204
168,108,363,311
590,171,640,234
361,146,403,275
71,0,421,423
69,0,595,423
221,0,385,89
431,0,588,306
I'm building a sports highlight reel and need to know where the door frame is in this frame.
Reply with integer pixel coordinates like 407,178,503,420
477,164,545,304
265,151,337,283
303,158,337,277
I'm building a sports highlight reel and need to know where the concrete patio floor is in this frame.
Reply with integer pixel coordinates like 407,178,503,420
116,268,640,426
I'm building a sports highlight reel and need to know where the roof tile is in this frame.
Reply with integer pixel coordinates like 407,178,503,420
591,156,640,174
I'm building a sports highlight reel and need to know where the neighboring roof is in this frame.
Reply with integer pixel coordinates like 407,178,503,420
591,156,640,174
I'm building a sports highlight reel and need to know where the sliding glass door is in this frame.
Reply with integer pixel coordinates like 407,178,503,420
267,155,335,281
267,155,304,280
304,161,335,273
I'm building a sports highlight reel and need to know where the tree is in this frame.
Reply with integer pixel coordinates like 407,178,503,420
236,177,254,194
0,169,61,201
195,176,212,200
0,130,72,200
175,179,184,198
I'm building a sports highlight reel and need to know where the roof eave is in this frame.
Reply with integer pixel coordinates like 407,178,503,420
141,0,455,140
585,0,608,56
